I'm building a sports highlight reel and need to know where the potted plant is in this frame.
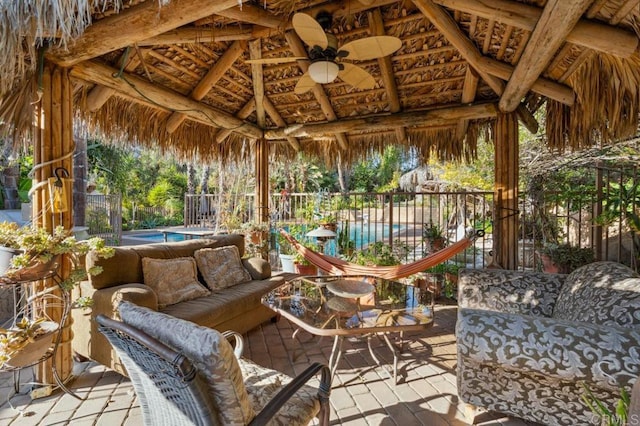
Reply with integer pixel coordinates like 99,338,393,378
318,213,338,233
277,230,297,273
0,223,114,287
241,221,270,244
293,242,319,275
0,223,114,368
537,242,594,274
423,221,446,252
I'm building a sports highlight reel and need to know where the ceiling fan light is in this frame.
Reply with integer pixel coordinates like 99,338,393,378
309,61,339,84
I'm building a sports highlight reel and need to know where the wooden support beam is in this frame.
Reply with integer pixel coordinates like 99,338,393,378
433,0,638,58
263,97,300,151
137,26,255,46
370,8,407,144
70,61,262,139
216,98,256,143
217,4,285,29
249,40,266,128
499,0,592,112
47,0,242,66
413,0,538,132
456,67,479,140
264,103,498,140
285,31,349,150
86,49,144,111
166,40,245,133
493,112,519,270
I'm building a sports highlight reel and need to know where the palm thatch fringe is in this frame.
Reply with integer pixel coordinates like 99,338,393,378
78,96,252,164
0,1,128,96
0,75,37,149
546,53,640,152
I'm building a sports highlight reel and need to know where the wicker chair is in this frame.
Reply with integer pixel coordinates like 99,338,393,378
97,314,331,426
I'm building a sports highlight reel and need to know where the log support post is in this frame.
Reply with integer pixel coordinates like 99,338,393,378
33,62,74,384
255,138,269,257
494,112,519,270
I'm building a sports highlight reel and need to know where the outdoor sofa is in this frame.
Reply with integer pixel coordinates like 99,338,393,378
72,233,293,375
457,261,640,425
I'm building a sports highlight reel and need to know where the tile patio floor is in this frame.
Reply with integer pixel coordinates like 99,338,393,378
0,305,534,425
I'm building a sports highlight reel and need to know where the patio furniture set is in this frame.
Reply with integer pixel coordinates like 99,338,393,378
70,234,640,425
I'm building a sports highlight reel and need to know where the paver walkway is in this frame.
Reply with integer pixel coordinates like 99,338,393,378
0,305,533,425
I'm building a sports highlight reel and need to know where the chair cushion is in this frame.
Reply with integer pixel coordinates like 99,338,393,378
238,358,320,426
553,261,640,328
118,301,255,425
141,257,210,308
195,246,252,290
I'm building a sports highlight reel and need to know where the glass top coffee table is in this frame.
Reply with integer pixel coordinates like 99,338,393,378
262,275,434,384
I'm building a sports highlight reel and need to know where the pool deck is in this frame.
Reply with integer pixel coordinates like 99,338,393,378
0,305,535,425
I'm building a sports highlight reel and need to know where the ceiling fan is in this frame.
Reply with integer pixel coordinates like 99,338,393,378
246,11,402,94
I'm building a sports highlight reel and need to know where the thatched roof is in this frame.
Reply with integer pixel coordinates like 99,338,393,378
1,0,640,164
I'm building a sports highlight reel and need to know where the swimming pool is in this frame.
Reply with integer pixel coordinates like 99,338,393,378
126,232,186,243
349,223,403,249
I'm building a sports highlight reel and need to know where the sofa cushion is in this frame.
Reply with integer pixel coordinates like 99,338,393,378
242,257,272,280
553,261,640,328
118,301,255,425
142,257,210,308
86,234,245,290
195,246,252,291
160,277,285,328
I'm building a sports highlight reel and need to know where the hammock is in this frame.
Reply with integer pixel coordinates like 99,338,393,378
280,228,480,280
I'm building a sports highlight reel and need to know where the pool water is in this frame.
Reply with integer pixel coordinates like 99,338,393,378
129,233,186,243
349,223,402,249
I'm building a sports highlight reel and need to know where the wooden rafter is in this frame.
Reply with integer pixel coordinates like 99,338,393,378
47,0,243,66
137,26,255,46
166,40,245,133
264,103,498,140
216,98,256,143
217,4,285,28
285,30,349,150
263,97,300,151
369,8,406,143
412,0,539,133
86,48,145,111
249,39,266,128
456,67,479,141
433,0,638,58
499,0,592,113
70,61,262,139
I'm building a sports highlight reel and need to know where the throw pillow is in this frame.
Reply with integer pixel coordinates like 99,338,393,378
118,301,255,425
195,246,252,291
141,257,210,308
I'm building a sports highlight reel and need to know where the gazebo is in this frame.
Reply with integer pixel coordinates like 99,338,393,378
1,0,640,385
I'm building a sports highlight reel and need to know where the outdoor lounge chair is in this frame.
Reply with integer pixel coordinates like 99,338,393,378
96,302,331,426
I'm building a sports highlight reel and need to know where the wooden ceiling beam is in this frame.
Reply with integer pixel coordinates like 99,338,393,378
264,96,300,151
413,0,538,133
216,4,284,29
137,26,256,46
285,30,349,150
433,0,638,58
456,67,479,141
47,0,243,66
264,103,498,140
166,40,245,133
70,61,262,139
216,98,256,143
249,39,266,128
499,0,592,113
370,9,406,144
86,49,144,111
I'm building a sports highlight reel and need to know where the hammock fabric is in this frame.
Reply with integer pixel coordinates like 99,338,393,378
280,228,478,280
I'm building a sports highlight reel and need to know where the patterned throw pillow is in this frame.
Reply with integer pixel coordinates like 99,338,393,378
195,246,252,291
141,257,210,308
118,301,255,425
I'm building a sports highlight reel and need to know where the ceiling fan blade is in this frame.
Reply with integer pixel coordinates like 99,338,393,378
292,13,328,49
294,72,316,95
338,63,376,90
338,36,402,61
245,57,307,65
